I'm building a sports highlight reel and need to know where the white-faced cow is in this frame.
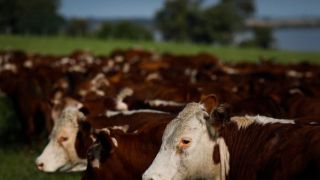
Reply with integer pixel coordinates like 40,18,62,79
35,107,87,172
35,106,172,172
143,95,320,180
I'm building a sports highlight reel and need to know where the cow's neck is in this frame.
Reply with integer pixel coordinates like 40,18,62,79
218,122,291,179
212,137,230,180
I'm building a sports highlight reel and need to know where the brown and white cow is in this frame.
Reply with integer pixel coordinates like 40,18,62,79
82,118,174,180
35,106,173,172
143,95,320,180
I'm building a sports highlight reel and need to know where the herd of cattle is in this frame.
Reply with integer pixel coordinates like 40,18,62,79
0,49,320,179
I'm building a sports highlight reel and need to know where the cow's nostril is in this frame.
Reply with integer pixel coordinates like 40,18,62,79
37,162,44,170
143,176,157,180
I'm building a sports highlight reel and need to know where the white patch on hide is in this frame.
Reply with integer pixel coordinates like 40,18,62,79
110,125,129,133
231,115,294,129
111,137,118,147
146,99,185,107
105,109,168,118
286,70,303,78
216,138,230,180
23,60,33,68
146,72,162,81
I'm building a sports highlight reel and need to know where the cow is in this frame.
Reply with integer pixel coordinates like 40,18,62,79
143,95,320,180
35,106,174,172
82,118,172,180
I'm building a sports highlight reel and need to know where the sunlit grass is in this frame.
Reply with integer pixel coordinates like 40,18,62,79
0,34,319,63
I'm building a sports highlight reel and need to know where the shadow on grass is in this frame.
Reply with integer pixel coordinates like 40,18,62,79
0,96,82,180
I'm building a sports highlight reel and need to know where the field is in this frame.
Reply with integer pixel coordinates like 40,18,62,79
0,96,81,180
0,35,319,180
0,35,320,64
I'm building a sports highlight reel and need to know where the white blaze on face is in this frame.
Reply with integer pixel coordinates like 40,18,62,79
35,107,87,172
51,97,83,123
143,103,223,180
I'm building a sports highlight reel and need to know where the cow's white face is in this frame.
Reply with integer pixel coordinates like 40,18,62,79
36,107,87,172
143,103,222,180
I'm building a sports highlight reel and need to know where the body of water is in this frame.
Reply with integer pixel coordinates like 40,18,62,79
236,27,320,52
274,27,320,52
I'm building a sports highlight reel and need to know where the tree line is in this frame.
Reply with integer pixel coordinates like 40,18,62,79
0,0,273,48
0,0,153,40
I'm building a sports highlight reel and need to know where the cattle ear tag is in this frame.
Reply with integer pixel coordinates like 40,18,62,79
200,94,219,114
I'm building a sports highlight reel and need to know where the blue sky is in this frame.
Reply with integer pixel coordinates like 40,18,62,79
59,0,320,19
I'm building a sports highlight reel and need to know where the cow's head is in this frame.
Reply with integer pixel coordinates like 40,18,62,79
35,107,88,172
143,94,230,180
84,130,120,179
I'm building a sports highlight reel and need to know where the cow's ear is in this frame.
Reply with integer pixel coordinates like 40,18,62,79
78,120,92,133
97,131,117,157
212,104,231,125
79,106,90,116
77,110,86,122
206,104,231,140
200,94,219,115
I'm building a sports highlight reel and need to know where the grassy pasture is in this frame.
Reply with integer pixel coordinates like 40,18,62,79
0,96,81,180
0,34,319,179
0,35,319,63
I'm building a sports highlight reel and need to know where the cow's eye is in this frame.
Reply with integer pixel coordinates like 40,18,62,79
182,139,191,145
179,138,192,149
59,136,69,143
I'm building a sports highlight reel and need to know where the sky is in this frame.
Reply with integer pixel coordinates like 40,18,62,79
59,0,320,19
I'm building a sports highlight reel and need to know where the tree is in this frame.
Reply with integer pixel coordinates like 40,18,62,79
155,0,250,44
0,0,63,34
0,0,16,33
65,18,89,37
253,27,274,49
204,1,244,44
155,0,203,42
112,21,153,40
96,22,114,39
239,27,274,49
234,0,255,18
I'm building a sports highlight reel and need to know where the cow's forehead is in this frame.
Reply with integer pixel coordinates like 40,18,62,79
163,102,207,143
51,108,80,137
175,102,205,121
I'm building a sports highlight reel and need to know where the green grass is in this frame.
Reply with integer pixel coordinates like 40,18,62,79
0,97,81,180
0,147,81,180
0,34,320,63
